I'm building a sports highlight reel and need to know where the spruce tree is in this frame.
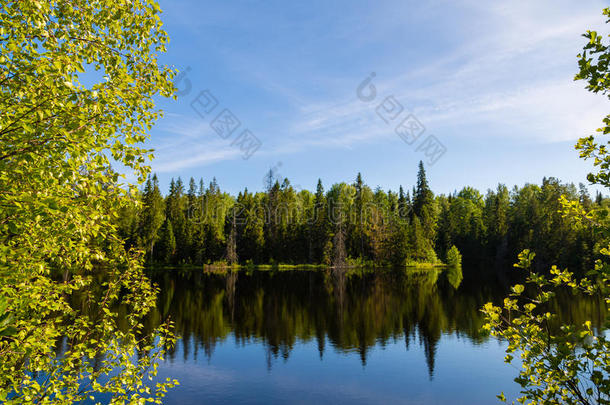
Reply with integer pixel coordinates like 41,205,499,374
413,161,437,243
158,219,176,263
413,161,433,218
311,179,329,263
165,177,187,262
138,174,165,263
353,173,365,258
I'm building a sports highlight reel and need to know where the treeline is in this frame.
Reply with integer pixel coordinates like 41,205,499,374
118,162,607,274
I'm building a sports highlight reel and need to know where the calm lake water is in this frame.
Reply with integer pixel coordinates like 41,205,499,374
143,267,606,404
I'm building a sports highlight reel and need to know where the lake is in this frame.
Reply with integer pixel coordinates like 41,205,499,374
143,267,606,404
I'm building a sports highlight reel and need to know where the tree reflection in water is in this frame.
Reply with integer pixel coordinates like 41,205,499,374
143,267,606,379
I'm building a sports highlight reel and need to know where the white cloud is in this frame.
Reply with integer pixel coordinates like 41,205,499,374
150,115,242,172
156,0,610,168
271,0,610,153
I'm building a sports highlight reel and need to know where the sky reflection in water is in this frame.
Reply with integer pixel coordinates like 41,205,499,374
145,267,605,404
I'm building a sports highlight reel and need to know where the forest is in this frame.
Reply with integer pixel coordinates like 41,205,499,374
118,161,607,275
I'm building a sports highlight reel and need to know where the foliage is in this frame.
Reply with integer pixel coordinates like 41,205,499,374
446,245,462,268
483,9,610,404
482,250,609,404
0,0,178,402
575,8,610,188
138,175,165,262
122,169,601,274
122,164,451,267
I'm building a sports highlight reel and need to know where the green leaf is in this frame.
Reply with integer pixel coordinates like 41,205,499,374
512,284,524,295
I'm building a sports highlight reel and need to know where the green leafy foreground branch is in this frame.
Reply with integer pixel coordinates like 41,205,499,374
483,250,609,404
0,0,178,403
483,8,610,405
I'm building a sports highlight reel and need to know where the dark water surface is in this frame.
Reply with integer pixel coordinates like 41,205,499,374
144,267,606,404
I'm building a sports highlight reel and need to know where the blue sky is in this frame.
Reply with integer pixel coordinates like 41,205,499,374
146,0,610,195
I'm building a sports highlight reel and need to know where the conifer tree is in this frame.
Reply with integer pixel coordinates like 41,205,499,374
413,161,434,218
158,219,176,263
413,161,437,248
138,174,165,262
354,173,365,258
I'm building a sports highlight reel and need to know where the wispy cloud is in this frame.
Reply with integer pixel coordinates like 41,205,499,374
267,0,609,154
152,0,610,174
150,115,242,173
